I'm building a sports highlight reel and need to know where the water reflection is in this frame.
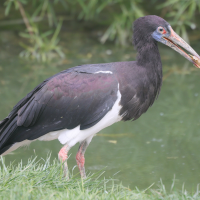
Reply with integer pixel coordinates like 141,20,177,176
0,30,200,191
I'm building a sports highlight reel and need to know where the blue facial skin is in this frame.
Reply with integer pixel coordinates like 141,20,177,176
152,25,171,45
152,31,163,42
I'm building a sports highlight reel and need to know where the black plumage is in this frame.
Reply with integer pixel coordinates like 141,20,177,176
1,15,199,178
0,66,119,151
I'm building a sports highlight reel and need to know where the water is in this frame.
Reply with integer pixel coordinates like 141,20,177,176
0,30,200,191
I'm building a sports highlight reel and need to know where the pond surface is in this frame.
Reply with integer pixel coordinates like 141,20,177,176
0,29,200,191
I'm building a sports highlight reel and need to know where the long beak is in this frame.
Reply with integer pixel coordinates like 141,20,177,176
163,26,200,68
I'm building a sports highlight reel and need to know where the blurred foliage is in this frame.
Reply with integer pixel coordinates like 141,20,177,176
157,0,200,43
19,21,65,62
4,0,66,61
74,0,200,44
2,0,200,61
4,0,67,26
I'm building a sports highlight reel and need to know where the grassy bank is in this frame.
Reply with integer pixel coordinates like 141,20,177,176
0,156,199,200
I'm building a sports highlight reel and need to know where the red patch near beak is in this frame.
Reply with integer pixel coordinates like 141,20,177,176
163,29,166,34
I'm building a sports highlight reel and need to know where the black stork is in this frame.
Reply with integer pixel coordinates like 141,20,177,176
0,15,200,178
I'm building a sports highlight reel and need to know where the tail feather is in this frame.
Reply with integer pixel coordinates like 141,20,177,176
0,145,12,155
0,118,9,131
0,71,60,155
0,115,18,155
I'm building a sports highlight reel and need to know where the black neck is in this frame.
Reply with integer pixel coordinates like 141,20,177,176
136,41,161,66
136,40,163,92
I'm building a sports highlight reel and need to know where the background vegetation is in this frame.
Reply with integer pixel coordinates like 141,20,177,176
1,0,200,61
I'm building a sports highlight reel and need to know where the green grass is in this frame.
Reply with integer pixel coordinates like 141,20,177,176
0,156,200,200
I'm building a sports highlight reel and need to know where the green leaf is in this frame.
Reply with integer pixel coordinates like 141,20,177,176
4,1,13,16
51,21,62,43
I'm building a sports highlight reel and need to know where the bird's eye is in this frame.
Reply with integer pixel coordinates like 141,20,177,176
157,26,166,34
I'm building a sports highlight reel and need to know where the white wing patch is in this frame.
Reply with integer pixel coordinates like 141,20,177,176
94,71,113,74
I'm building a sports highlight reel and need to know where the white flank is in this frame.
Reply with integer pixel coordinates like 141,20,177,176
2,84,122,155
2,140,32,156
55,84,122,147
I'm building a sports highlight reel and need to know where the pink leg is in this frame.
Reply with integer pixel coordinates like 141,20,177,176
58,144,70,177
76,141,88,179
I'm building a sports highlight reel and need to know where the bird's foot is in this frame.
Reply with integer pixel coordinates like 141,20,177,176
76,151,86,179
58,145,70,179
79,167,86,179
62,162,69,179
58,146,68,162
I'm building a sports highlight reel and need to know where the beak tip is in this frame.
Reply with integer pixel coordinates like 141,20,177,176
191,55,200,68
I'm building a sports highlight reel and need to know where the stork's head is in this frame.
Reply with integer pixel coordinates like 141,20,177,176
133,15,200,68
